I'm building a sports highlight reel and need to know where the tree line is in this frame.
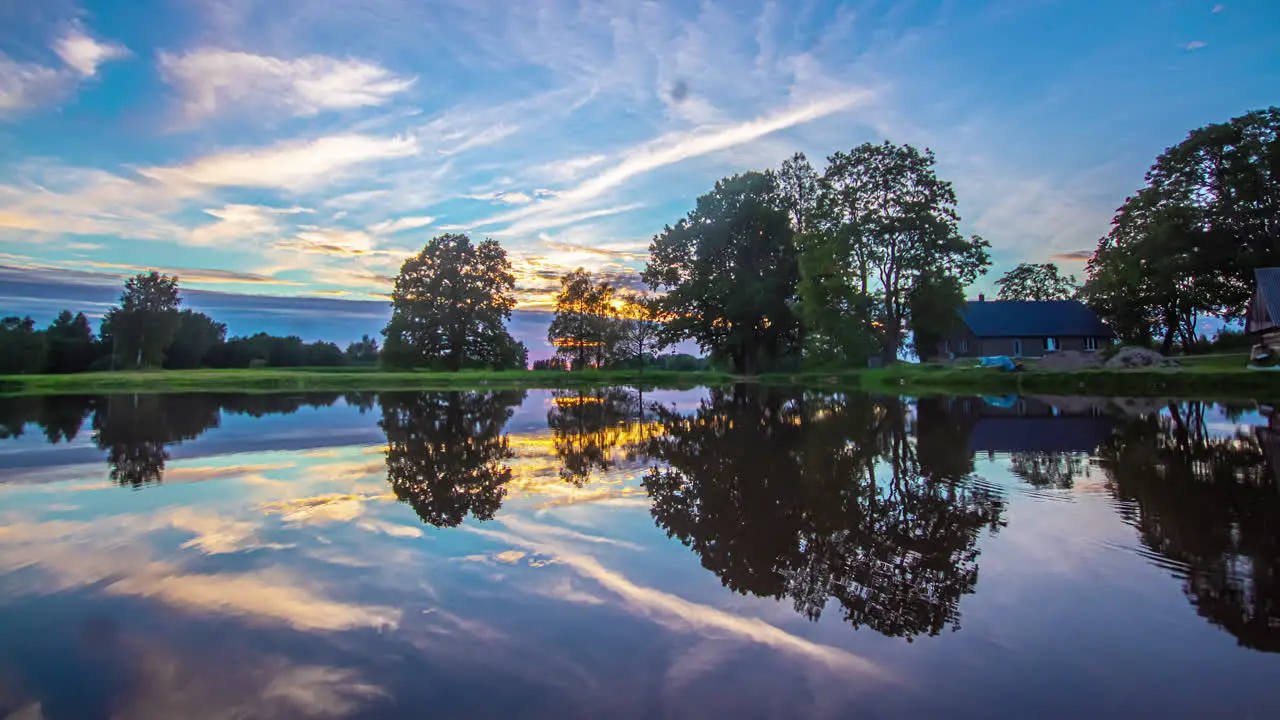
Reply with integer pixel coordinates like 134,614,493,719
6,106,1272,375
0,271,382,374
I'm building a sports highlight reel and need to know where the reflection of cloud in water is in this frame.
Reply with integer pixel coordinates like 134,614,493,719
106,568,401,632
259,492,394,524
468,519,896,682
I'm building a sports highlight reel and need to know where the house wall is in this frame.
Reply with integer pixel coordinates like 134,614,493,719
936,335,1108,359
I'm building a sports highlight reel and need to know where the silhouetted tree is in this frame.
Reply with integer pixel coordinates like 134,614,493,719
382,234,524,370
44,311,97,374
996,263,1079,301
345,334,380,364
91,394,221,487
104,272,182,368
0,317,47,375
644,172,801,374
164,310,226,369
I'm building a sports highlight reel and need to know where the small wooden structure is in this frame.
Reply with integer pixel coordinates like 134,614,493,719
1247,268,1280,355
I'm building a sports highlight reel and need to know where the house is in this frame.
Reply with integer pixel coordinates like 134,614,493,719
1246,267,1280,352
937,296,1113,359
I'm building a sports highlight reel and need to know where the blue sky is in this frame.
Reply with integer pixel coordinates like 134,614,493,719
1,0,1277,336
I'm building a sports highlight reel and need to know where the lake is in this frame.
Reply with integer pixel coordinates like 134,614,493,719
1,388,1277,718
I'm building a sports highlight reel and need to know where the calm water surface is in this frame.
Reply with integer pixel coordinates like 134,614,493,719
1,388,1277,718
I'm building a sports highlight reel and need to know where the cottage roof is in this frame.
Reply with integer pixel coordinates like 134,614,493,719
959,300,1112,338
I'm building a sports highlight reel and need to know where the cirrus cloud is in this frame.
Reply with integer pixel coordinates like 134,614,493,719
160,48,415,121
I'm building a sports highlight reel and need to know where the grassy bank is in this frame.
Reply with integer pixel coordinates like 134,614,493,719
3,354,1277,399
0,367,733,396
770,353,1280,401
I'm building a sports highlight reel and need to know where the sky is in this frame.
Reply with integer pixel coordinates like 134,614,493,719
0,0,1277,348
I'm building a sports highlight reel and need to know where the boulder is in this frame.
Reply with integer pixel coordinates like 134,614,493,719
1104,347,1181,369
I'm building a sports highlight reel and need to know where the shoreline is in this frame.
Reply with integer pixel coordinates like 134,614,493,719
2,359,1278,400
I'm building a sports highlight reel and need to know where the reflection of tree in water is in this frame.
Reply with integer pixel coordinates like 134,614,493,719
546,387,656,485
1096,402,1280,652
0,395,96,443
0,393,346,487
93,394,223,487
380,390,525,527
1007,452,1089,489
644,387,1005,640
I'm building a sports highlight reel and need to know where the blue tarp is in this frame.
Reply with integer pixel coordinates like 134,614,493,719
977,355,1017,371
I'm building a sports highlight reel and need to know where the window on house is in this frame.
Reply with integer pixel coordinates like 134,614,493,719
1084,336,1098,351
943,340,951,355
1013,339,1023,357
1045,337,1059,352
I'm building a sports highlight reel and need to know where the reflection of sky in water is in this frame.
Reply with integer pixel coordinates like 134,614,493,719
1,391,1278,718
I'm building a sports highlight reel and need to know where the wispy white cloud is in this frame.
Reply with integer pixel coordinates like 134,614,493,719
1182,40,1207,50
476,92,869,231
160,48,415,121
1212,4,1225,13
138,133,419,190
53,25,130,77
189,203,312,246
368,215,435,235
0,54,67,114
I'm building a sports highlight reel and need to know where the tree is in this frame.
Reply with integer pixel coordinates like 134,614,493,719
995,263,1079,301
306,341,347,366
774,152,821,232
821,142,991,363
345,334,380,364
0,317,47,374
613,293,663,372
907,271,965,360
547,268,616,369
104,272,182,368
164,310,226,369
1084,107,1280,349
1085,191,1224,353
644,172,801,374
382,234,520,370
44,311,96,374
379,390,525,527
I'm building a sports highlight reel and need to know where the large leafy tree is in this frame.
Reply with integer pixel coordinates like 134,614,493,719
1084,107,1280,348
164,310,226,369
44,310,96,374
822,141,990,362
995,263,1079,301
547,268,616,369
643,172,801,374
382,234,523,370
104,272,182,369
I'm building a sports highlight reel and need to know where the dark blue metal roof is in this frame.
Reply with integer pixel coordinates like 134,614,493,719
960,300,1112,338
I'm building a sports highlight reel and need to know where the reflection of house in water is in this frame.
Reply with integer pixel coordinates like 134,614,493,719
934,396,1116,456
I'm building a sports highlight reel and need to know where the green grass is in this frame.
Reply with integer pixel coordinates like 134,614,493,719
3,353,1277,400
0,367,733,396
